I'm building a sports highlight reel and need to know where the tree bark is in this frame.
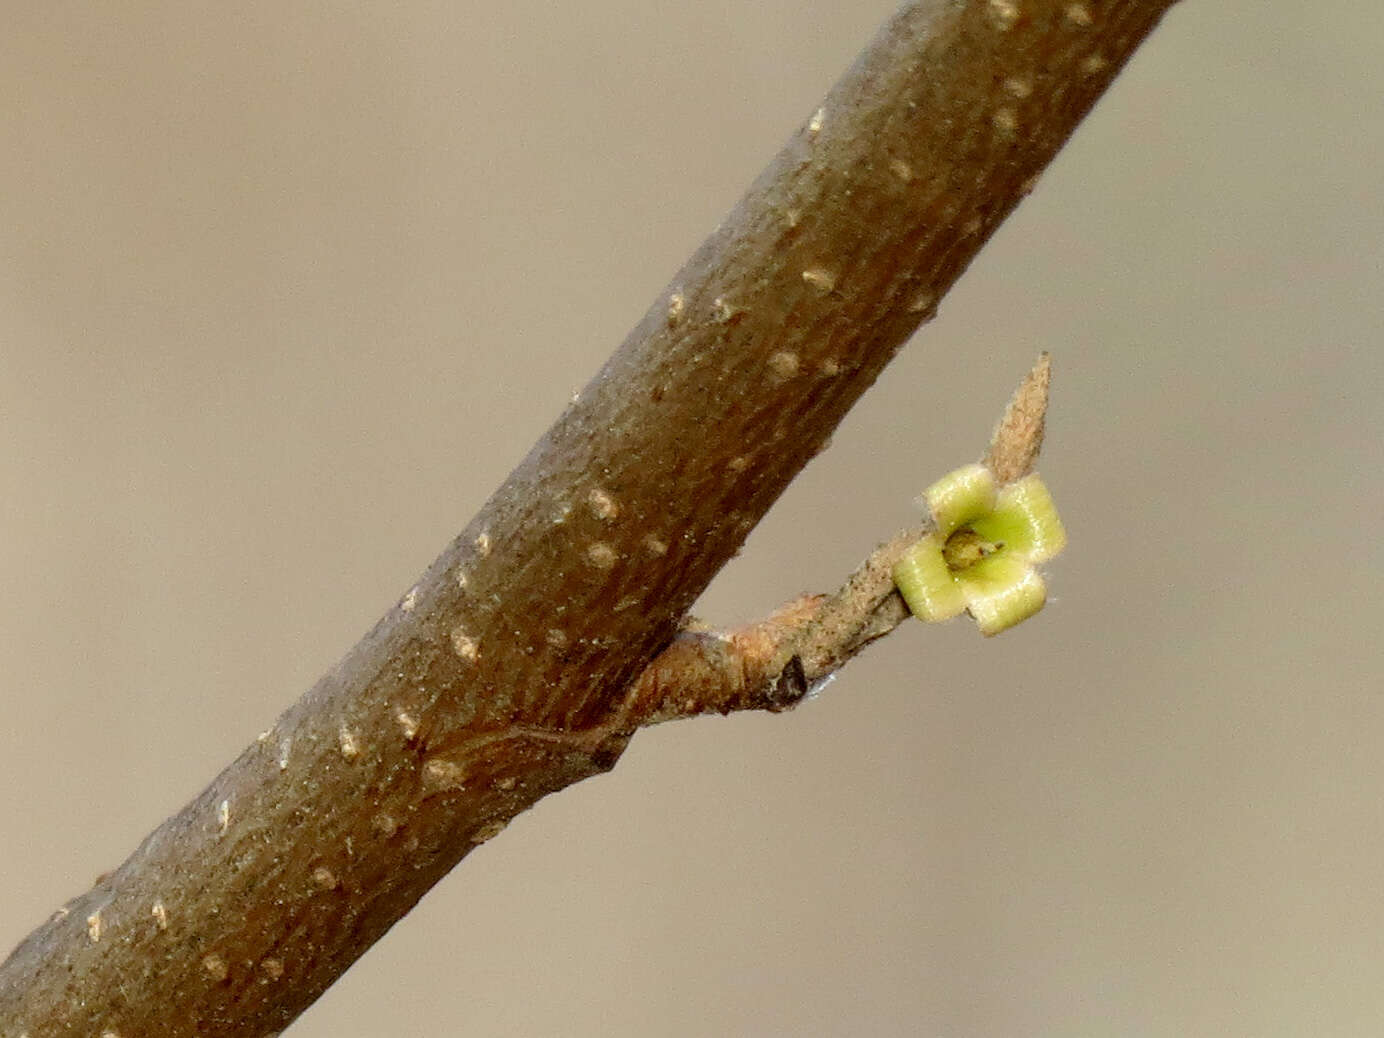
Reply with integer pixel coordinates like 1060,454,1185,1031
0,2,1179,1033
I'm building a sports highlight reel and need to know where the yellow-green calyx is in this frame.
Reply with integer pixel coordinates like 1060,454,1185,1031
892,463,1066,636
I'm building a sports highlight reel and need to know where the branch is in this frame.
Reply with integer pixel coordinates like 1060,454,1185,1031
621,353,1052,728
0,4,1177,1034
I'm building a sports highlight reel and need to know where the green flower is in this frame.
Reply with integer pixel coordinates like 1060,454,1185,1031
892,463,1066,636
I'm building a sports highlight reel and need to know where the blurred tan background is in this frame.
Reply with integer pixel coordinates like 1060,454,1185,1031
3,3,1383,1035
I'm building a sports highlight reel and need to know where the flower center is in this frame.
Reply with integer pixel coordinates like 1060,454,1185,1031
942,527,1003,572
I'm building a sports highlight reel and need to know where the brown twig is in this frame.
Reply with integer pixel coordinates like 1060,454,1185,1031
621,354,1053,727
0,4,1175,1034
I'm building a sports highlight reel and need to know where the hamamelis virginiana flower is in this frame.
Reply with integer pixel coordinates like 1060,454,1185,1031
892,463,1065,636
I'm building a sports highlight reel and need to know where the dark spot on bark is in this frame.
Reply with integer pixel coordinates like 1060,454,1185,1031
767,655,808,712
588,736,628,773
